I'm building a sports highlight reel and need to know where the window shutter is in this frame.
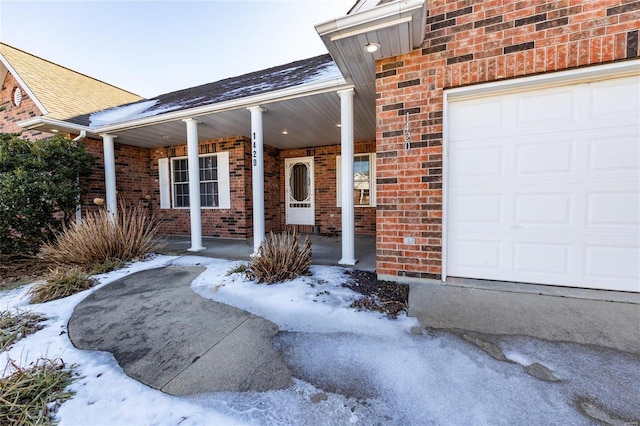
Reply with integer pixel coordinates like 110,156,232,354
158,158,170,209
217,152,231,209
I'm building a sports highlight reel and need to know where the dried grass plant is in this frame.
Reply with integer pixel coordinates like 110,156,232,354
0,309,46,351
247,231,312,284
42,203,164,271
0,358,75,425
29,267,96,304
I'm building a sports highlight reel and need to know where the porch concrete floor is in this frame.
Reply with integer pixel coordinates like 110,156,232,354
157,234,376,272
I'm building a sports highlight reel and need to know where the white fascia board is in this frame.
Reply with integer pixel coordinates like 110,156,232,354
18,116,92,134
93,77,352,134
315,0,425,38
0,53,48,116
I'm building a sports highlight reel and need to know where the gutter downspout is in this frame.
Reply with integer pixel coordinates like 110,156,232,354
72,130,86,142
72,131,86,224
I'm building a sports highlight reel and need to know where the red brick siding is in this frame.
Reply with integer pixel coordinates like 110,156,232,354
376,0,640,280
263,144,282,233
80,138,153,217
281,141,377,236
0,72,47,140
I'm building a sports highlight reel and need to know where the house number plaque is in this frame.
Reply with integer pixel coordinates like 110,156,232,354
252,132,257,167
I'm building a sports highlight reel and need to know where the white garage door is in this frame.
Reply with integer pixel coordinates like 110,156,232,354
446,73,639,292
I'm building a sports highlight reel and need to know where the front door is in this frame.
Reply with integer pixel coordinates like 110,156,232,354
285,157,314,225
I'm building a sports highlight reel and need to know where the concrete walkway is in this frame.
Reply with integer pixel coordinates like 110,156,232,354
68,258,640,401
68,266,292,396
409,278,640,354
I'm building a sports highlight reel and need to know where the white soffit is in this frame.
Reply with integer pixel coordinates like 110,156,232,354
316,0,427,86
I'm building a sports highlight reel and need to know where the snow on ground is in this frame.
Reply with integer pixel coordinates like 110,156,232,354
2,255,639,425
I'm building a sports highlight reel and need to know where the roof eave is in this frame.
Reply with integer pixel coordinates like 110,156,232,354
315,0,427,86
18,116,93,136
0,53,49,116
90,76,351,134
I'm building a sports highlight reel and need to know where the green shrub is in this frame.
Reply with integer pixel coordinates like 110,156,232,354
0,309,46,351
42,203,164,271
29,267,96,303
0,133,94,255
247,231,311,284
0,358,75,425
226,263,248,276
91,258,125,275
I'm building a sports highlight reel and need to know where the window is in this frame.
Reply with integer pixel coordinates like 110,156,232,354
336,153,376,207
158,152,230,209
172,158,190,207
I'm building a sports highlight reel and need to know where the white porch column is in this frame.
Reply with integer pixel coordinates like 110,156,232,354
183,118,205,252
100,134,117,221
248,106,266,253
338,88,357,265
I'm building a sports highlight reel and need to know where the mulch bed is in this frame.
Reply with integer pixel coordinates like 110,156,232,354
342,270,409,319
0,256,49,291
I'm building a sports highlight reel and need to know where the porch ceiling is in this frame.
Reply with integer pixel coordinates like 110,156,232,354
91,88,375,150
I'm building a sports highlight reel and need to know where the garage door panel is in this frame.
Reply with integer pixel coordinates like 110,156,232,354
586,191,639,226
446,73,639,292
517,86,578,128
513,242,570,275
450,194,503,223
516,139,575,176
450,145,505,180
588,130,640,174
589,75,640,122
448,98,506,140
584,245,640,292
514,193,573,225
447,238,502,271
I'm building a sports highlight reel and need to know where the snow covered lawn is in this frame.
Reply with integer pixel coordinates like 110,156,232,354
1,255,638,425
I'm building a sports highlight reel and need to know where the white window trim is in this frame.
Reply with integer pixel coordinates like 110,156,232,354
159,152,230,210
336,153,376,207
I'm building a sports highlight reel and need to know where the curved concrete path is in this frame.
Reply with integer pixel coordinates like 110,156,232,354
68,266,292,396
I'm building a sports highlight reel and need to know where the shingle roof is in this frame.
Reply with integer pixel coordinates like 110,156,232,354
69,54,342,127
0,43,142,120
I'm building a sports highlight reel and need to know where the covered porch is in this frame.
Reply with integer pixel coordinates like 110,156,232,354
158,233,376,272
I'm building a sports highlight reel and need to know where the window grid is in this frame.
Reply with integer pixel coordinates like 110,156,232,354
172,155,219,208
353,154,371,206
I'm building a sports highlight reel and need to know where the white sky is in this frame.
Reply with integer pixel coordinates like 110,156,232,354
0,0,352,98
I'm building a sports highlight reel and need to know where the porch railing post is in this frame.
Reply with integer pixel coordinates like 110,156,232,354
248,106,266,254
338,88,357,265
183,118,205,252
100,133,117,222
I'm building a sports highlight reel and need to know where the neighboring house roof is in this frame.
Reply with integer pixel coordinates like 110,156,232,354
0,42,142,120
68,54,342,128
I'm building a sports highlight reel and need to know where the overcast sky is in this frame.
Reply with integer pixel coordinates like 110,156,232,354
0,0,351,98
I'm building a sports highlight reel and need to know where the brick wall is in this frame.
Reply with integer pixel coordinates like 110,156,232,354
0,72,46,140
281,140,377,235
80,138,153,217
263,144,282,233
376,0,640,280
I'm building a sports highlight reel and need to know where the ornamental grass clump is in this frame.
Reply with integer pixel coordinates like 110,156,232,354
0,358,75,426
42,203,164,272
29,267,96,304
247,231,312,284
0,309,46,351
